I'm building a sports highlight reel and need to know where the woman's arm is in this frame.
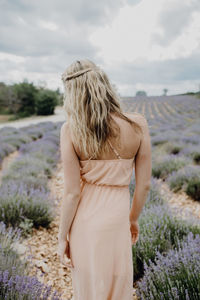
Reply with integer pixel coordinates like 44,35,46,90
129,114,152,222
58,122,81,242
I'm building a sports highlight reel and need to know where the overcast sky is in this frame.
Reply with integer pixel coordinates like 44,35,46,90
0,0,200,96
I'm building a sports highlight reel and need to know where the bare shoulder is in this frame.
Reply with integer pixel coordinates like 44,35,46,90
60,121,71,141
60,121,70,133
123,112,148,127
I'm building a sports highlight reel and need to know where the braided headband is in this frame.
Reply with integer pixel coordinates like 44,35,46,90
62,67,96,81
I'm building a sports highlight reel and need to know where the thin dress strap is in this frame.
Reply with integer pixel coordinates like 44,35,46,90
107,140,122,159
87,139,122,160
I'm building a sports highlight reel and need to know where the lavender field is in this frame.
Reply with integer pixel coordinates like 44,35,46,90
0,121,63,299
0,94,200,299
123,95,200,299
122,95,200,201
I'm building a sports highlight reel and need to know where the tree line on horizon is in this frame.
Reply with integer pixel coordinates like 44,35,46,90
0,79,199,121
0,79,63,120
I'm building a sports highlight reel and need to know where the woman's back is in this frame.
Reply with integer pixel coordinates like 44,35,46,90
67,111,151,300
74,112,142,161
69,116,136,299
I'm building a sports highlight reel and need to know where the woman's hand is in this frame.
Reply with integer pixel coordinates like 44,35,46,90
130,220,139,245
57,239,74,268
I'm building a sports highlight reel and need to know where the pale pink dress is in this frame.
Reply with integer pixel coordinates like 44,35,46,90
69,140,135,300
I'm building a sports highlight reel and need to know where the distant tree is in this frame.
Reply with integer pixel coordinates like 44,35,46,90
35,89,58,115
0,82,8,110
0,82,20,114
13,80,37,117
163,88,168,96
136,90,147,96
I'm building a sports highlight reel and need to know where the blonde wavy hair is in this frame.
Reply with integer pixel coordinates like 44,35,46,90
61,59,142,159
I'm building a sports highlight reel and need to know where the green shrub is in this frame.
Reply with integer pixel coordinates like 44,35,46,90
35,89,58,115
186,178,200,201
13,81,37,116
193,152,200,164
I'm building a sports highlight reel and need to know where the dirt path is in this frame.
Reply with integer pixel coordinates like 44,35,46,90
0,106,65,129
158,179,200,222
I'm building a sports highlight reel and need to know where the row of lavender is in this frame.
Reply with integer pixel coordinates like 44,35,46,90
129,177,200,299
150,97,200,202
126,95,200,299
0,121,64,299
122,95,200,201
0,124,45,167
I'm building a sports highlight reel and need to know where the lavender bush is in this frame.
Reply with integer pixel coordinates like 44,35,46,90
0,122,61,234
186,178,200,201
0,181,55,235
0,221,62,299
2,155,51,184
181,134,200,145
179,144,200,164
0,221,28,277
0,122,58,168
132,203,200,280
167,165,200,200
136,232,200,300
162,141,185,155
152,154,191,180
151,135,169,146
0,271,62,299
0,143,16,166
129,177,165,208
151,131,180,147
19,132,60,171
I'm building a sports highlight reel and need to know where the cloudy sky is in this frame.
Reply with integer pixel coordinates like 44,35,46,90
0,0,200,96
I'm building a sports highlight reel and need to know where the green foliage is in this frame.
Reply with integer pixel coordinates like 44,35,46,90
135,90,147,96
13,81,37,116
35,89,58,115
18,218,34,237
0,80,60,119
186,178,200,201
0,82,16,114
193,152,200,164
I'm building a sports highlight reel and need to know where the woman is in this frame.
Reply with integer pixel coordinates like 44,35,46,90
57,59,152,300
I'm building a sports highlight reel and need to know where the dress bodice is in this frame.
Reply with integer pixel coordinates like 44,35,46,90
80,158,135,187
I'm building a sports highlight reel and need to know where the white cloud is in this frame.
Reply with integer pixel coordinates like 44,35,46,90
39,20,59,31
90,0,200,63
0,0,199,95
